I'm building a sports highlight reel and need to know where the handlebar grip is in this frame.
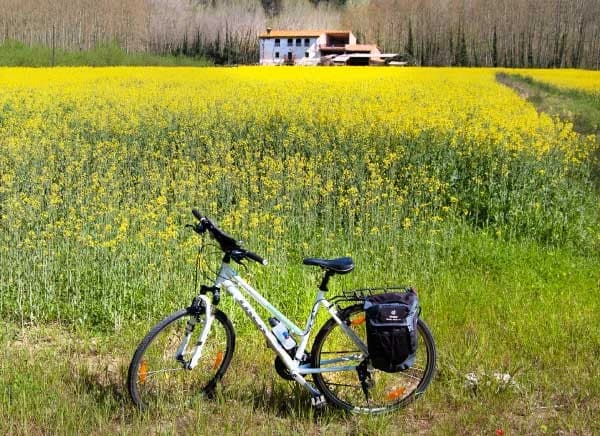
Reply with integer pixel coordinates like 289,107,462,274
192,209,203,221
245,250,268,266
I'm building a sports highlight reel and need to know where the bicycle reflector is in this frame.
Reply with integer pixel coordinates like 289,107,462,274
385,386,406,401
213,351,224,370
139,359,148,384
351,314,366,326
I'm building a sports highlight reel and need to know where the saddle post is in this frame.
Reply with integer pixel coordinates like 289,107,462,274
319,270,334,292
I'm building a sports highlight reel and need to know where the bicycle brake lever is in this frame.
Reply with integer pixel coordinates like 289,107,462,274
233,256,247,268
231,255,249,271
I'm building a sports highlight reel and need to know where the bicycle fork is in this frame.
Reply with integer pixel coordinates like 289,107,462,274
175,294,215,370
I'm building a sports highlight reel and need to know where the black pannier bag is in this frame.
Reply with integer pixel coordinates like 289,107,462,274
364,289,419,372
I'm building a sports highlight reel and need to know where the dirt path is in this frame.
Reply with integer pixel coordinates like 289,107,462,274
496,73,536,100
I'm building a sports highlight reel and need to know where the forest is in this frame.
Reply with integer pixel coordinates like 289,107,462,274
1,0,599,67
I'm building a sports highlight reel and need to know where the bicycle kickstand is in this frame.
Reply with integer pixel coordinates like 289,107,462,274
356,359,373,404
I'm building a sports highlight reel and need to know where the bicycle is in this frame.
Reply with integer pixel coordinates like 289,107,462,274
127,209,437,414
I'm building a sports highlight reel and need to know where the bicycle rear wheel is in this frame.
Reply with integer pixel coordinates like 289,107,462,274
127,307,235,410
311,304,436,414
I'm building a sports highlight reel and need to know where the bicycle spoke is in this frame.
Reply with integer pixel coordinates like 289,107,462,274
146,367,185,377
403,371,425,381
324,382,362,389
320,350,361,354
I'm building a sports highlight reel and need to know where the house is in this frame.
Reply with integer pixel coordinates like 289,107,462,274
258,28,391,66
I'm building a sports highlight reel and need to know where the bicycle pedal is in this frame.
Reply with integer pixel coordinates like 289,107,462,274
310,394,326,409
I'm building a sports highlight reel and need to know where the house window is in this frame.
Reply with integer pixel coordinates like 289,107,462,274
296,38,301,47
305,51,309,58
287,38,293,46
304,38,310,47
275,52,279,58
274,39,280,47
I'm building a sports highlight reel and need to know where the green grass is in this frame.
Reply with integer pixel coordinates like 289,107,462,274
496,72,600,137
1,226,599,434
496,71,600,207
0,40,212,67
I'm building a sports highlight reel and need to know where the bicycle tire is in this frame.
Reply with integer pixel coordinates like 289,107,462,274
311,304,436,414
127,307,235,410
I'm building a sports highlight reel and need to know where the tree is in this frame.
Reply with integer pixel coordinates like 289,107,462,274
261,0,282,17
406,18,414,58
457,21,468,66
492,25,498,67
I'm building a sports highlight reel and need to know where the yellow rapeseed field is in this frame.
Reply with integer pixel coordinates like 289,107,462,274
0,66,598,324
0,67,596,251
511,68,600,94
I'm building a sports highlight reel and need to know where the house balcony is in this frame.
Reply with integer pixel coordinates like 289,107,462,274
318,44,347,53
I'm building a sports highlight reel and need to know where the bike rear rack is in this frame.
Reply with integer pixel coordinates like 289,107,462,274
330,286,416,305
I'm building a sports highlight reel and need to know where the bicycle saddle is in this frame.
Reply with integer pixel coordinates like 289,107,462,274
302,257,355,274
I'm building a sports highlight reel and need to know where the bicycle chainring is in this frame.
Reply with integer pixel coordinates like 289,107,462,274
274,353,311,381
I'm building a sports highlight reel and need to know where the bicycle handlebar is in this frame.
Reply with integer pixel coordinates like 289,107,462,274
191,208,267,266
192,209,203,222
242,249,267,265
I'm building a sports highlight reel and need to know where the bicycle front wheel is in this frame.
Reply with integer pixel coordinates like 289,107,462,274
311,304,436,414
127,307,235,410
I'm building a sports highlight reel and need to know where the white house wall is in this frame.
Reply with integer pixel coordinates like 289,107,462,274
259,37,320,65
259,32,359,65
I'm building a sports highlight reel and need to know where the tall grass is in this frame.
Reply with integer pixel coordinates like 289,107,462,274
0,40,212,67
1,231,599,434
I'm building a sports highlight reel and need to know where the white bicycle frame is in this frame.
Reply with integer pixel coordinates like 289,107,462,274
185,261,368,397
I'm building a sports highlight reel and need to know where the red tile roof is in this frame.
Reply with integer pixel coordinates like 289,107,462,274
345,44,378,52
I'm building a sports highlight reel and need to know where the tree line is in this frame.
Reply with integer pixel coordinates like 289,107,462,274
348,0,600,69
1,0,598,68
